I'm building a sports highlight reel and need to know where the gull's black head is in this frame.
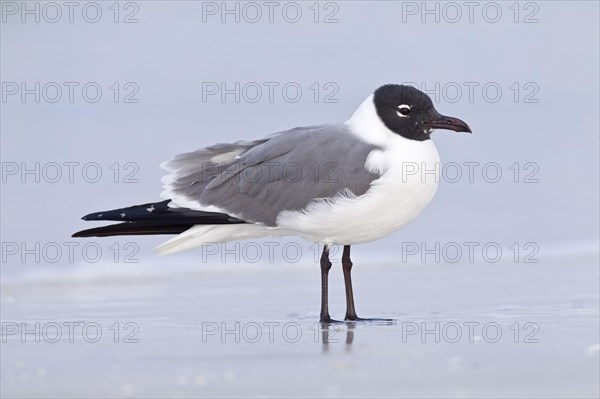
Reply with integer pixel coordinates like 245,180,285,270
373,84,472,141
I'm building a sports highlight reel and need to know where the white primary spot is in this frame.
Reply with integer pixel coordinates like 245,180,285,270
146,205,155,213
120,213,126,218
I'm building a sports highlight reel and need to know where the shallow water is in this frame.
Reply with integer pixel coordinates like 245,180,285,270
1,255,598,398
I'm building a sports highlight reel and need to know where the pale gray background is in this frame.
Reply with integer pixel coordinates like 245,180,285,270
1,1,599,272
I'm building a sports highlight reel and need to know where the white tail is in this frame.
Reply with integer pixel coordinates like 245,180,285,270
154,224,285,255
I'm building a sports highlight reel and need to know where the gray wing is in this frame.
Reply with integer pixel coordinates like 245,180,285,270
161,124,381,226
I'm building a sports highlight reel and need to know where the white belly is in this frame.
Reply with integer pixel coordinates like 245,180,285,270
276,139,440,245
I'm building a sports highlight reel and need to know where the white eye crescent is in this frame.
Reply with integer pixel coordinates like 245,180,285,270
396,104,411,117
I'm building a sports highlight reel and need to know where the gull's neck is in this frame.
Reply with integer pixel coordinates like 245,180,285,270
344,94,403,147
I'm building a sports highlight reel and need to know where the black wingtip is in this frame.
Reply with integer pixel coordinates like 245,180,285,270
74,200,246,238
72,227,94,237
72,222,191,238
81,212,101,221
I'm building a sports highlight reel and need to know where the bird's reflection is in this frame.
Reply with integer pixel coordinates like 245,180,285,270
345,322,356,348
319,320,395,353
319,322,356,353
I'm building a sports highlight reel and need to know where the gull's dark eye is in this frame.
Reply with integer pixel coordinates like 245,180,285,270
396,104,411,117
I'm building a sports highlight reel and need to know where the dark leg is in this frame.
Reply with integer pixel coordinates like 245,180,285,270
342,245,358,320
320,245,341,324
342,245,396,324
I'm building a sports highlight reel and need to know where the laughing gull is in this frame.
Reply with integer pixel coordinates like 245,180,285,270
73,84,471,323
